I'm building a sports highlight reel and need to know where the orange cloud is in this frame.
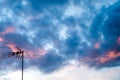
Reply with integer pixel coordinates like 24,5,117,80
5,43,18,52
5,42,47,59
94,42,100,49
0,37,3,42
1,27,15,35
24,48,47,59
5,43,36,58
97,51,120,64
24,50,36,58
37,48,47,56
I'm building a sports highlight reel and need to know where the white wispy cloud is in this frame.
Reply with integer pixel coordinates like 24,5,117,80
63,2,84,18
1,64,120,80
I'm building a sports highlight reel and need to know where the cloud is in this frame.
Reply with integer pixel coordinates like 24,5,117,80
1,64,120,80
0,0,120,75
28,0,68,12
63,1,85,18
35,53,64,73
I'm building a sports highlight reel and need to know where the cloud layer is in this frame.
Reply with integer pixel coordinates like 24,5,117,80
0,0,120,75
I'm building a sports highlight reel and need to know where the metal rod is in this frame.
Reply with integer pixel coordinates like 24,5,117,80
22,53,24,80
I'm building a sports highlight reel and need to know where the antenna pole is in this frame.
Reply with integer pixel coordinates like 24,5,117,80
22,53,24,80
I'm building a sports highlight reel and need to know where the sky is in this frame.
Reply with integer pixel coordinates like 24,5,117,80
0,0,120,80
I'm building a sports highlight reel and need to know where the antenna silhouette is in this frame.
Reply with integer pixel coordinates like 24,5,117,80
8,46,24,80
22,51,24,80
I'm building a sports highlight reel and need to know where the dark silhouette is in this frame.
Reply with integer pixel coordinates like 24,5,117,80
8,46,24,59
8,46,24,80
